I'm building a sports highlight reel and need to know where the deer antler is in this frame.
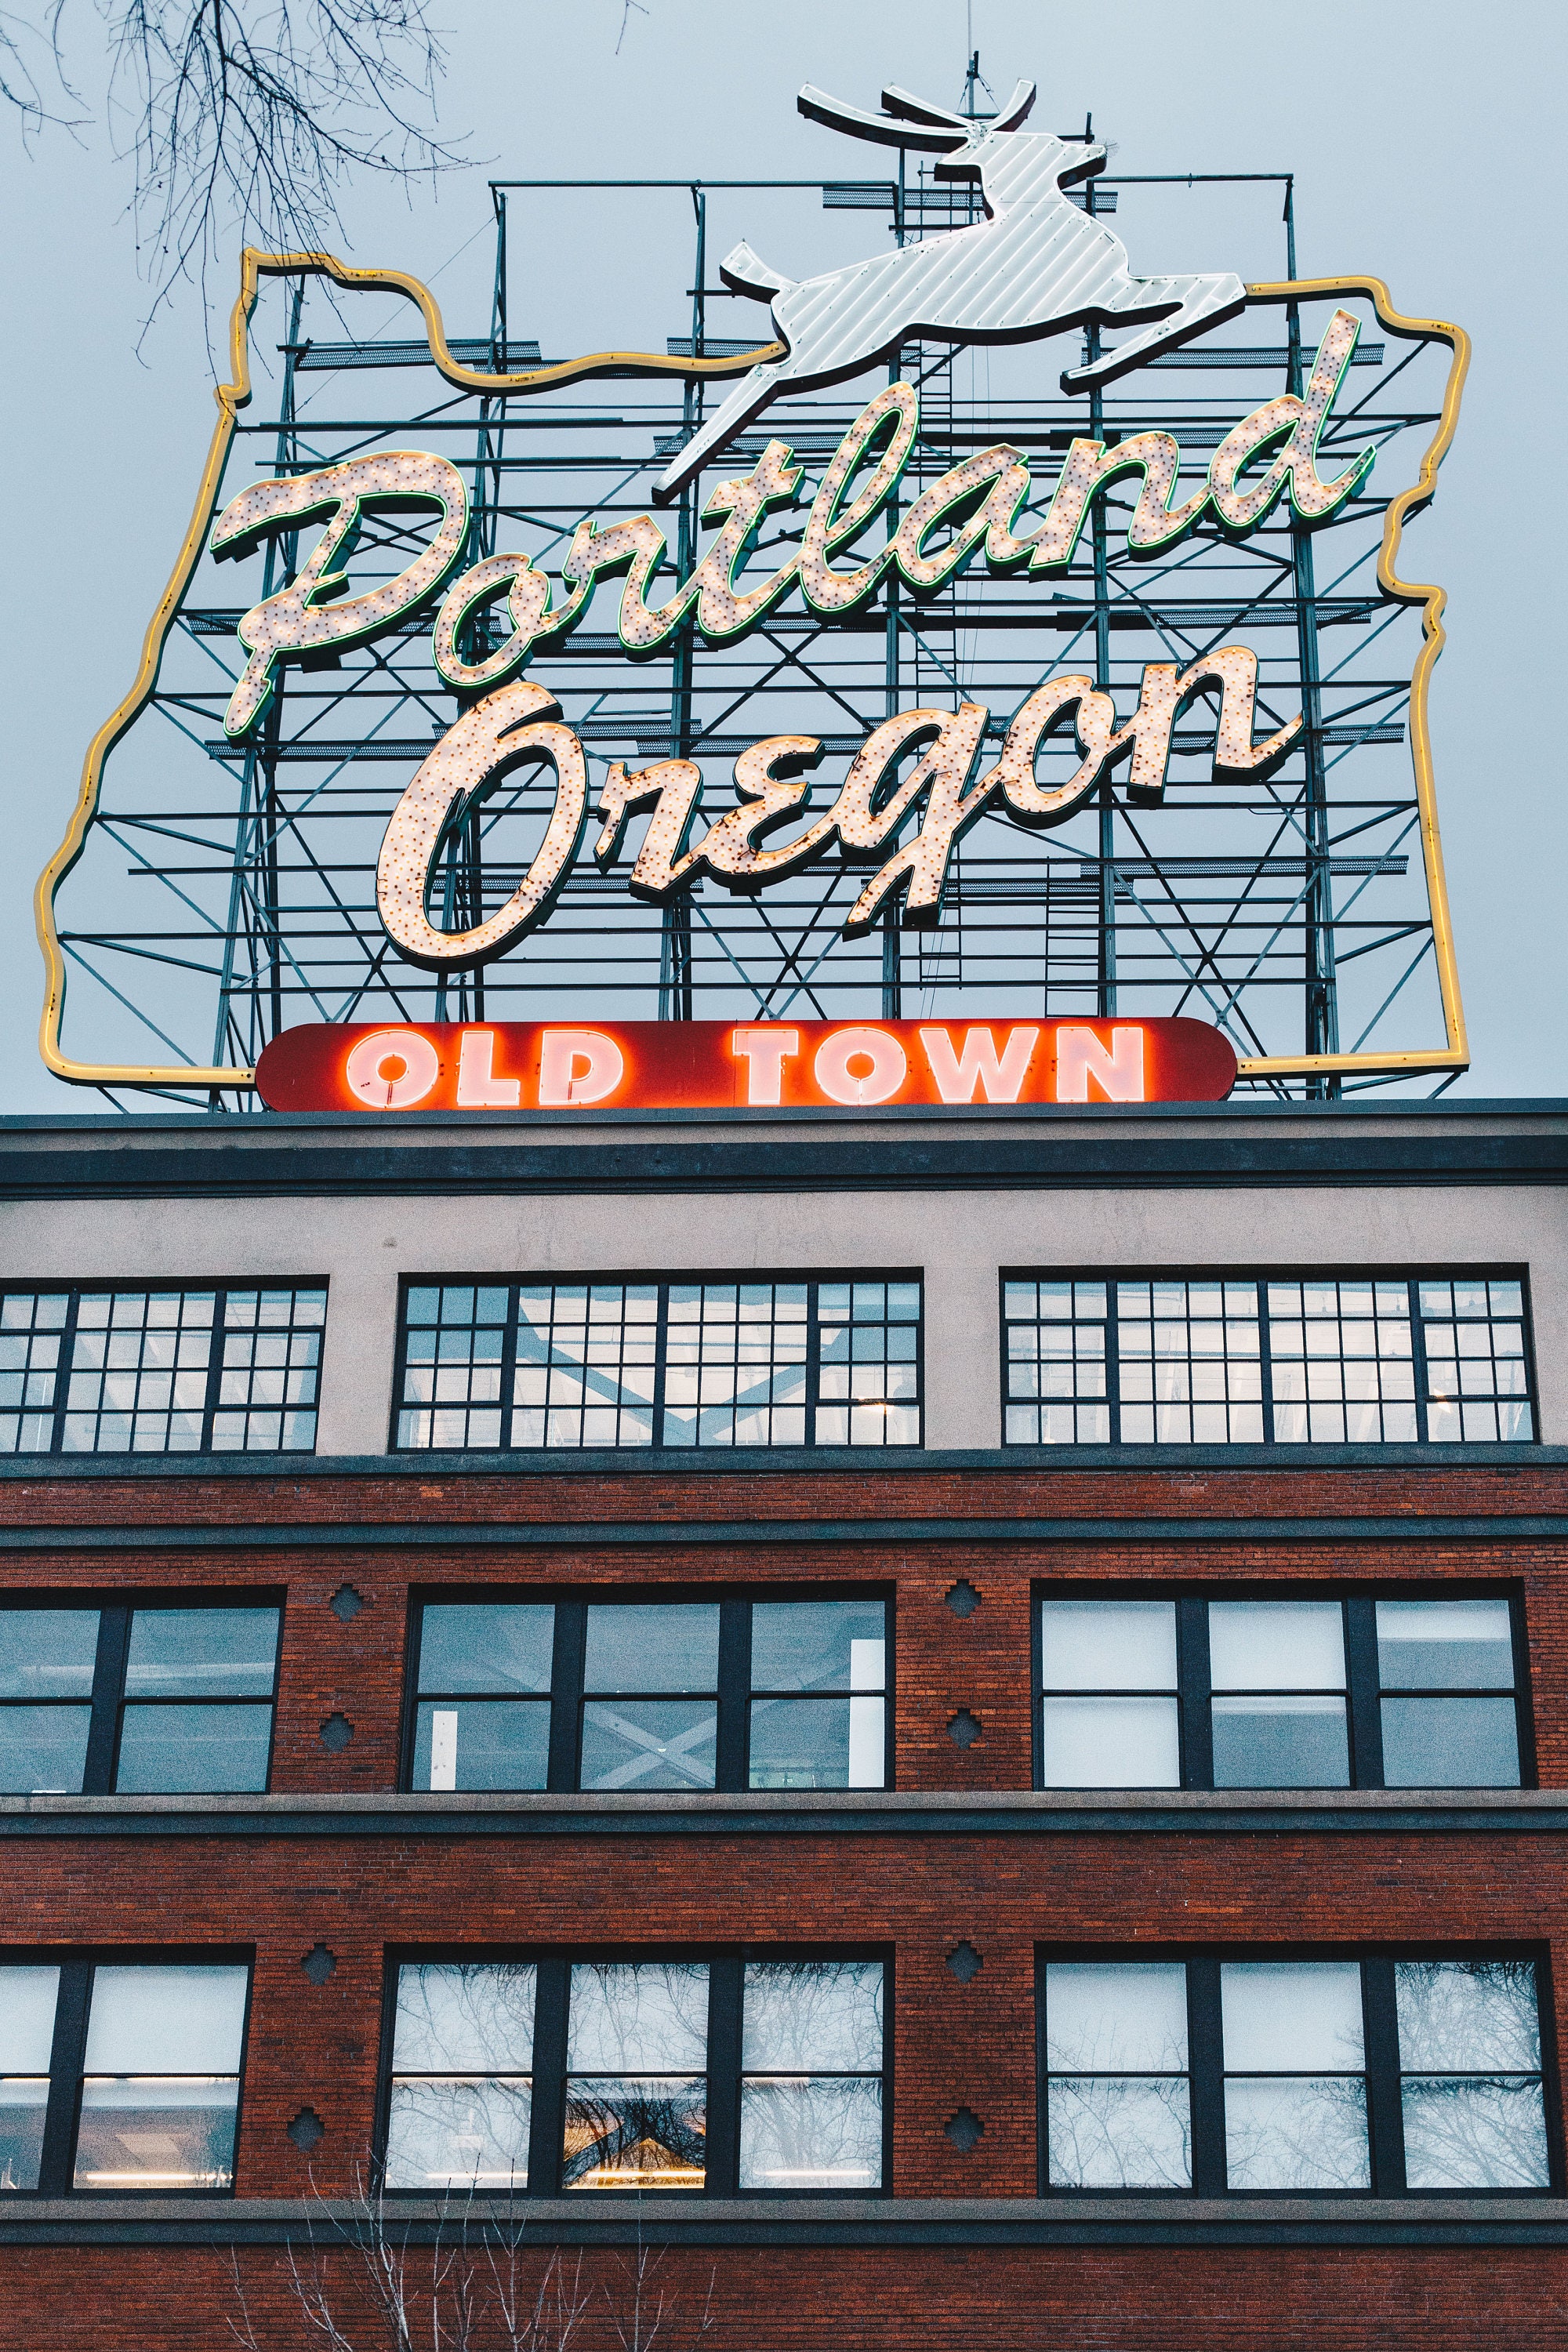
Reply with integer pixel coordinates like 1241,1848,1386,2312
797,84,971,152
989,79,1038,131
879,85,973,130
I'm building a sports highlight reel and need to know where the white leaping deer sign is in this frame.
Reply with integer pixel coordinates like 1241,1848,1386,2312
655,79,1246,501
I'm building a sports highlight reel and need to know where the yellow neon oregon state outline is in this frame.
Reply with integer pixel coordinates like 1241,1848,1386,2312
34,252,1469,1091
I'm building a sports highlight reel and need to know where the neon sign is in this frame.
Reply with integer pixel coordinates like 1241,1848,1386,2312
33,67,1473,1098
203,325,1371,976
254,1016,1238,1114
212,316,1370,731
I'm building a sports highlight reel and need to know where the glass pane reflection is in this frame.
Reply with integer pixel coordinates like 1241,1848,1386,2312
739,2078,881,2188
73,2078,239,2189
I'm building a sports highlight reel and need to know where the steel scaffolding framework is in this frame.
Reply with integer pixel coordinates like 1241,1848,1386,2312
43,146,1465,1105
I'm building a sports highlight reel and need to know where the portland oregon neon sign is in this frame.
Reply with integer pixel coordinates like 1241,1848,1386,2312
36,72,1472,1101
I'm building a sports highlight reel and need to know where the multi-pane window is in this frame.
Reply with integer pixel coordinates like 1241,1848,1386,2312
1040,1954,1552,2194
404,1595,889,1794
1002,1273,1535,1446
1417,1280,1534,1441
385,1963,535,2191
1036,1592,1526,1791
395,1278,922,1451
381,1955,886,2196
1221,1962,1368,2188
0,1286,327,1456
0,1959,249,2194
0,1601,281,1795
1395,1961,1548,2188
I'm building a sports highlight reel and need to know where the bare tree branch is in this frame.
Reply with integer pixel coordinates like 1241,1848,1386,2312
0,0,83,133
100,0,467,337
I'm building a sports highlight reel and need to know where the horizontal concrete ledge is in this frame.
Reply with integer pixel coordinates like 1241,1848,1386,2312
2,1100,1568,1200
1,1788,1564,1838
2,2192,1564,2249
2,1442,1561,1479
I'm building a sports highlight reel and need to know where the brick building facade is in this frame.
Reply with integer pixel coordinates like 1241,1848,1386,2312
0,1096,1563,2346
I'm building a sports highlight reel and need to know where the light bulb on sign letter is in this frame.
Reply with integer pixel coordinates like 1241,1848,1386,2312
812,1026,908,1106
538,1030,626,1107
343,1029,441,1110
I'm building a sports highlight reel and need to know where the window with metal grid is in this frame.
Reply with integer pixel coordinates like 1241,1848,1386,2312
1039,1951,1553,2197
0,1958,251,2196
379,1952,887,2196
1416,1279,1533,1442
1034,1590,1528,1791
1001,1272,1536,1446
394,1278,922,1450
1002,1279,1112,1443
0,1286,327,1456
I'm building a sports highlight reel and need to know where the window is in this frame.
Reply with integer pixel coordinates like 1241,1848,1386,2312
749,1601,887,1791
394,1278,922,1450
0,1959,249,2194
1036,1592,1526,1791
381,1955,887,2196
582,1604,719,1793
1040,1954,1552,2195
739,1961,884,2188
1042,1962,1192,2189
0,1601,281,1795
0,1286,328,1456
564,1962,710,2188
1376,1598,1521,1788
404,1595,889,1794
385,1963,535,2190
412,1605,554,1793
1002,1273,1535,1447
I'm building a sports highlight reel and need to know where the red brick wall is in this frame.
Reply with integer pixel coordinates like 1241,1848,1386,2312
0,2241,1562,2349
3,1461,1566,2340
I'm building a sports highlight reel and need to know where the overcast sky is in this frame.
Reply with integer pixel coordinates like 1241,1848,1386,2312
0,0,1561,1111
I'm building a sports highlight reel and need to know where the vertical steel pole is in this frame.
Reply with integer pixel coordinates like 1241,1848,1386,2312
662,188,703,1020
1084,153,1116,1018
881,145,907,1018
261,281,304,1051
1285,180,1338,1094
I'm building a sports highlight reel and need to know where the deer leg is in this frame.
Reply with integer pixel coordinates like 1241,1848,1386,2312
1060,272,1247,393
653,360,797,503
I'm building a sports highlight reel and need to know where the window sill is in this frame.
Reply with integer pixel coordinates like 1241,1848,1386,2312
0,1786,1564,1835
0,2190,1563,2246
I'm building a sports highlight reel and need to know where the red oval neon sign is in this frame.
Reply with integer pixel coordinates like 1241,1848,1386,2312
255,1017,1236,1113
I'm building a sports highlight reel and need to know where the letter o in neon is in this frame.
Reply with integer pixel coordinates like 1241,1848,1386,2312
812,1026,908,1106
344,1029,441,1109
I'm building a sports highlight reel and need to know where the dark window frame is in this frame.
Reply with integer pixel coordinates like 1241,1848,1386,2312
376,1944,893,2200
390,1272,925,1454
0,1280,330,1458
999,1266,1540,1449
1036,1943,1560,2199
401,1588,895,1795
0,1592,285,1797
1031,1583,1534,1792
0,1945,253,2197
